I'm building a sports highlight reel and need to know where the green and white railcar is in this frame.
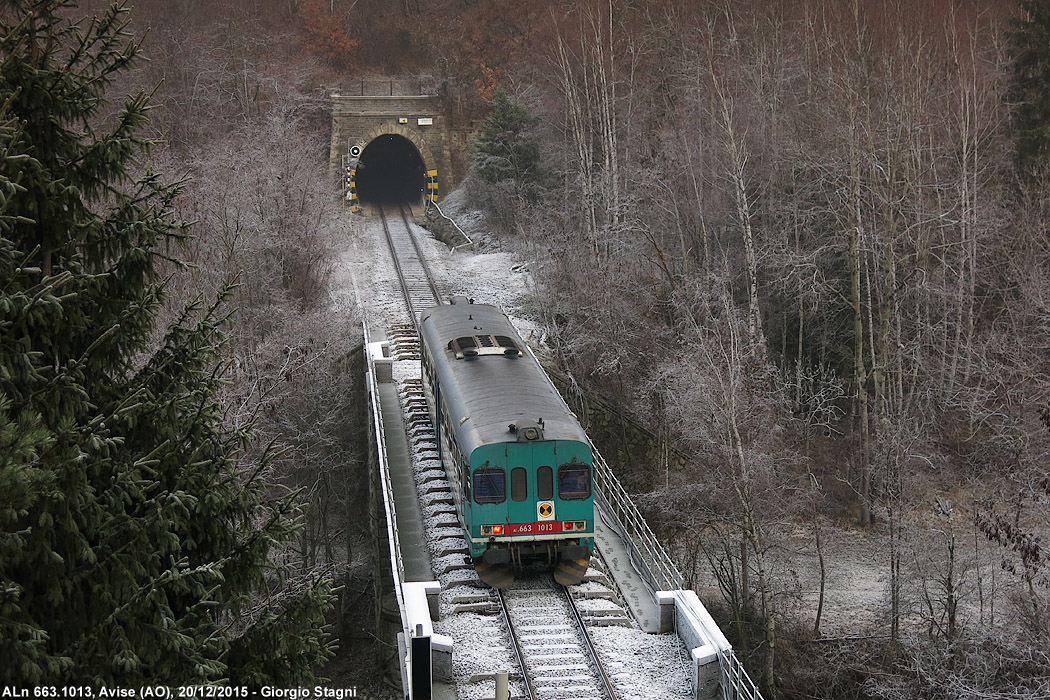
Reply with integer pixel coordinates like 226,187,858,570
420,299,594,587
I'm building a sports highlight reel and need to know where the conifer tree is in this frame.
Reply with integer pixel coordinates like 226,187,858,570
0,1,332,684
473,89,541,195
1010,0,1050,175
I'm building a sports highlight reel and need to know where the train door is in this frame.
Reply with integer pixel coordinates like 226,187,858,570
505,443,532,528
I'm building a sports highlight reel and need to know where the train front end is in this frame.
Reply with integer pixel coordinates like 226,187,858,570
466,432,594,588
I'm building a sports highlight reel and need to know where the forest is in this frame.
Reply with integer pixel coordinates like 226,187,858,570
1,0,1049,698
464,1,1050,697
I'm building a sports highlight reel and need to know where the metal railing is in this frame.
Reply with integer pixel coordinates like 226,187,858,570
428,200,474,251
341,78,433,96
364,324,409,638
719,651,764,700
592,453,766,700
592,450,683,593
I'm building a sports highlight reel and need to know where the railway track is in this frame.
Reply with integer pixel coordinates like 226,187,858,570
374,204,627,700
378,203,442,323
500,577,619,700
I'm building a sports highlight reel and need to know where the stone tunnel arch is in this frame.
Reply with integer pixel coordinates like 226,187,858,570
349,122,439,208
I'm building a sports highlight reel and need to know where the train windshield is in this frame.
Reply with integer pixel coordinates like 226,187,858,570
557,463,591,500
474,467,506,504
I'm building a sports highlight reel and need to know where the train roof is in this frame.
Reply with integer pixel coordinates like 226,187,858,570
419,301,589,456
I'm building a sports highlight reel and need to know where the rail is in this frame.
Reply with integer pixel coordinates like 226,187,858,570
592,451,683,593
563,587,619,700
368,210,762,700
498,581,619,700
379,204,442,321
496,588,535,700
398,204,442,300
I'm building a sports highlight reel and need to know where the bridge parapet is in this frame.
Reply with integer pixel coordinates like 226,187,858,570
365,331,452,698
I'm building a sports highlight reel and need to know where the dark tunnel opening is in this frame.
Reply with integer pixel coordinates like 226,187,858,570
355,134,426,204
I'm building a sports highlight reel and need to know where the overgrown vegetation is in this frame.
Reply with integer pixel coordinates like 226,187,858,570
0,1,337,684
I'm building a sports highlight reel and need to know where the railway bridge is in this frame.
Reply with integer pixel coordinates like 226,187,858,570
328,91,460,212
358,206,767,700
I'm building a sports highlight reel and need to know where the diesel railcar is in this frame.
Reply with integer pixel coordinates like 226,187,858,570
419,298,594,588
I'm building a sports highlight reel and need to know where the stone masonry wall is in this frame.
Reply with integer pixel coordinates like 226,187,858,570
329,95,458,195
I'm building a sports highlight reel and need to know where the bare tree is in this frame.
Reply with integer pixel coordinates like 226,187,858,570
655,276,804,695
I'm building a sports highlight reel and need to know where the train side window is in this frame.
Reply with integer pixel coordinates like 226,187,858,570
557,463,591,500
473,467,506,504
510,467,527,502
537,466,553,501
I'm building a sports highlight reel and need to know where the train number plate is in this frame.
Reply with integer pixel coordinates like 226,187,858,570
505,521,565,535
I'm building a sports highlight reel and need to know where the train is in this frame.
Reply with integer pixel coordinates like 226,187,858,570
419,298,594,588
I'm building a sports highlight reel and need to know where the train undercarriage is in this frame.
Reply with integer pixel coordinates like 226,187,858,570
474,540,591,588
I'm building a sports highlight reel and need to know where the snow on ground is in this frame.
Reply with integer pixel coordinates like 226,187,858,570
591,626,695,700
388,354,528,699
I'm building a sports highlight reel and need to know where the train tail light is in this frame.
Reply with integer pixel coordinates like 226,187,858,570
482,524,504,536
563,521,588,531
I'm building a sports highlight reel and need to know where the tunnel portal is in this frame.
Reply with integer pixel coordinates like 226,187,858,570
355,134,426,204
